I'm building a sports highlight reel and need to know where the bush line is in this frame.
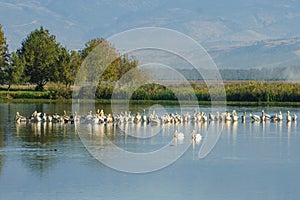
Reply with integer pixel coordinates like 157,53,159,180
1,81,300,102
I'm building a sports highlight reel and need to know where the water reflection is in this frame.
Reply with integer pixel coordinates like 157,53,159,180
4,105,300,176
2,104,300,200
0,103,9,176
14,122,77,176
0,131,2,176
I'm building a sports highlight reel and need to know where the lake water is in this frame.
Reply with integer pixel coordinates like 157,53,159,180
0,103,300,200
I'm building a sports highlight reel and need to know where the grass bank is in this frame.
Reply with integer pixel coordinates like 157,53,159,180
1,81,300,105
0,91,50,99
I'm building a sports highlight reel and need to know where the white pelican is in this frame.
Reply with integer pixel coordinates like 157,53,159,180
201,113,208,122
15,112,27,123
209,113,215,121
173,130,184,140
92,115,100,124
46,114,52,122
241,112,246,122
73,112,80,122
270,113,279,122
106,114,113,123
225,112,231,121
142,109,147,123
278,111,283,121
264,113,271,120
182,112,190,122
261,110,271,121
286,111,292,122
231,110,239,121
190,130,202,143
84,111,93,122
52,113,62,122
149,117,160,125
134,112,141,123
249,113,260,122
42,113,47,122
63,110,72,123
292,113,297,121
30,111,42,122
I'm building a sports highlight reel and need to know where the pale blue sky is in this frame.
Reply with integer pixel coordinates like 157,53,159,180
1,0,299,50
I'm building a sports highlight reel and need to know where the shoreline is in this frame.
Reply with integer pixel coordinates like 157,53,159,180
1,98,300,107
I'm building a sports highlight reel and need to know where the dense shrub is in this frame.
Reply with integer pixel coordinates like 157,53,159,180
47,82,72,99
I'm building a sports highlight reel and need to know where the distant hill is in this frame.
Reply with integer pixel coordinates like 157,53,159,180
1,0,300,51
208,37,300,69
179,66,300,81
1,0,300,80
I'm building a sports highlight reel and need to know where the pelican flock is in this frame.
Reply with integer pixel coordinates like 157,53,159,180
15,109,298,124
14,109,298,145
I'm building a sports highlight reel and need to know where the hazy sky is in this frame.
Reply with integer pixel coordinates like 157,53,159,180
1,0,299,50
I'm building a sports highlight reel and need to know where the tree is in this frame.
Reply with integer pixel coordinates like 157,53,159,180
18,26,61,90
6,52,26,90
0,24,10,86
55,48,81,87
80,38,139,83
80,38,114,59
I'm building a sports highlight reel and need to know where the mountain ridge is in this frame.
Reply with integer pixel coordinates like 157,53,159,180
1,0,300,70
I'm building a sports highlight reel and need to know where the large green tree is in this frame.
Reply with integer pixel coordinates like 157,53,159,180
17,26,61,90
6,52,26,90
55,48,81,87
0,24,10,85
80,38,138,83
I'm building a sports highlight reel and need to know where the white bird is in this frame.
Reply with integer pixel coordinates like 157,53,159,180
92,116,100,124
42,113,47,122
278,111,283,121
249,113,260,122
30,111,42,122
286,111,292,122
270,113,279,122
141,109,147,123
84,111,93,123
261,110,265,121
292,113,297,121
231,110,239,121
15,112,27,123
52,113,62,122
46,114,52,122
241,111,246,122
261,110,271,121
209,113,215,121
106,114,113,123
201,113,208,122
134,112,141,123
190,130,202,143
173,130,184,140
225,112,231,121
73,112,80,122
182,112,190,122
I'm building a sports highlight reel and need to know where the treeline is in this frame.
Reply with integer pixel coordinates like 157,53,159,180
0,25,137,93
225,81,300,102
81,81,300,102
2,81,300,102
128,81,300,102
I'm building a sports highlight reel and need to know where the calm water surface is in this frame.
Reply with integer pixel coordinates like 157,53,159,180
0,103,300,200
